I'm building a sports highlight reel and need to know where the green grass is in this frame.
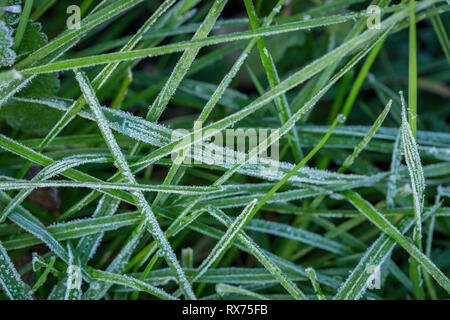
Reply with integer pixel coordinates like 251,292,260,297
0,0,449,300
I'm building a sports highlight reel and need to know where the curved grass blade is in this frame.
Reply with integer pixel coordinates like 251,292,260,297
216,283,268,300
89,269,177,300
305,267,326,300
0,154,110,223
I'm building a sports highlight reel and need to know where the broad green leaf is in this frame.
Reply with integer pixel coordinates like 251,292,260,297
1,22,61,135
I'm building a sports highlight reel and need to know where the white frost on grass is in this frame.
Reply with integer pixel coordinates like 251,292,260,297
75,70,196,300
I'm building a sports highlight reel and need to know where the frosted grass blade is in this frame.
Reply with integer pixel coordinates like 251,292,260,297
0,241,32,300
89,269,177,300
75,70,196,299
400,91,425,298
343,190,450,293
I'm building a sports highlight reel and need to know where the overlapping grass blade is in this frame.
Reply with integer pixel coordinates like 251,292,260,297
343,190,450,293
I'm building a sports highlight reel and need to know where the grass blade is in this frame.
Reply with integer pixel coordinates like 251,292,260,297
75,70,196,299
343,190,450,293
0,241,32,300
